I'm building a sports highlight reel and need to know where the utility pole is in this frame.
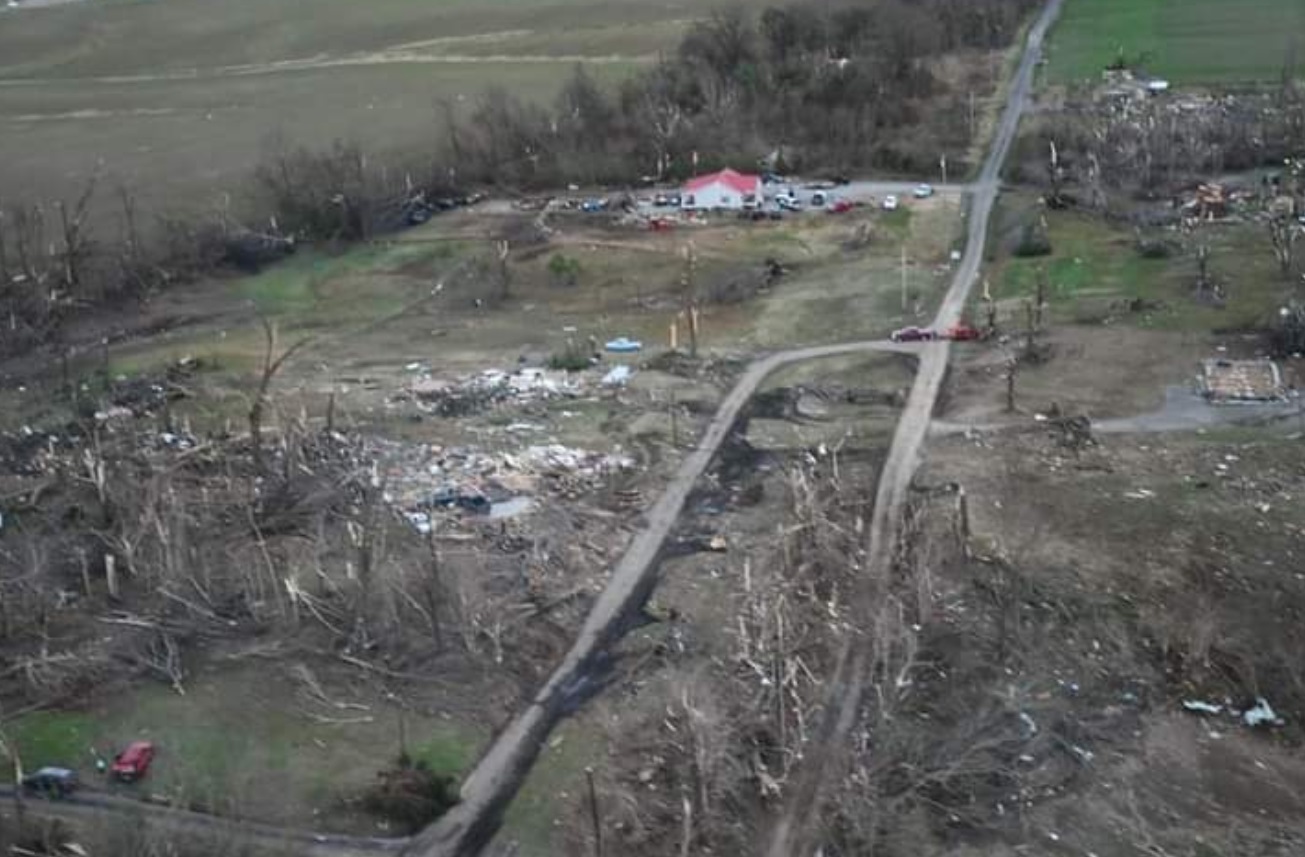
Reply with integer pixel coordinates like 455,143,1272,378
670,389,679,448
900,245,909,313
940,154,948,186
968,90,976,141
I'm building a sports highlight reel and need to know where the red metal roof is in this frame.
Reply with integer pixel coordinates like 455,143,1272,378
684,168,759,195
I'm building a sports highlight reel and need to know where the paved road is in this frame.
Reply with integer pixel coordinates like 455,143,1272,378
0,785,406,856
761,2,1064,855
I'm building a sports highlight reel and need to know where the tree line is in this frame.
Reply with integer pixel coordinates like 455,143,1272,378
450,0,1041,187
0,0,1042,360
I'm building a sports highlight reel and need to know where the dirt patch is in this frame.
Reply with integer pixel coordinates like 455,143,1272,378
898,423,1305,855
941,325,1213,422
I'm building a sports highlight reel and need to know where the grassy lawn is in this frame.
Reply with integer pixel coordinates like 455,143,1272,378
988,204,1293,333
1047,0,1305,85
5,664,486,831
498,719,600,856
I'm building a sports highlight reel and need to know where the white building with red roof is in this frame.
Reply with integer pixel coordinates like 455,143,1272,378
681,168,761,211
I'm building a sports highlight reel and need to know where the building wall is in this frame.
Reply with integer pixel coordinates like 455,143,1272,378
682,181,757,210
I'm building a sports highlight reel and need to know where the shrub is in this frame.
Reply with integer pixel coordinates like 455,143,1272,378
548,342,592,372
1012,222,1052,258
1135,235,1177,259
547,253,582,287
361,753,459,832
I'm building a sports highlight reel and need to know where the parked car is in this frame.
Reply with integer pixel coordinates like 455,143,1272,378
22,767,79,798
913,183,935,199
653,193,670,207
776,194,803,212
810,191,827,207
882,195,900,211
890,326,935,343
666,193,682,207
110,740,156,782
827,199,855,214
580,199,607,213
426,487,491,515
943,323,983,341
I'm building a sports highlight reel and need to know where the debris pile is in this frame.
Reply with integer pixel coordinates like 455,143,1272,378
401,367,586,416
1199,358,1284,403
371,439,637,534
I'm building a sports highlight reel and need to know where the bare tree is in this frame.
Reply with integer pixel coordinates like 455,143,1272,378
54,173,99,296
249,320,312,473
495,239,512,302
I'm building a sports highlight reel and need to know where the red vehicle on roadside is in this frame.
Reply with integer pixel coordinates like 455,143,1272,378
827,199,855,214
110,740,156,782
943,323,984,341
890,326,936,343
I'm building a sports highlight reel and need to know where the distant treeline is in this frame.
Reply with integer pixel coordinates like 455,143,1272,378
0,0,1041,358
447,0,1042,186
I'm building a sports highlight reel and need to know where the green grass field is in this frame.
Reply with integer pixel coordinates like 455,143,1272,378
1047,0,1305,85
7,664,485,830
0,0,767,215
988,202,1290,333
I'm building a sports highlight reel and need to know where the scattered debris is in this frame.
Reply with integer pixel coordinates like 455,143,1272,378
403,366,584,416
373,439,636,534
1182,699,1224,716
1200,359,1285,403
1242,698,1285,728
602,365,634,387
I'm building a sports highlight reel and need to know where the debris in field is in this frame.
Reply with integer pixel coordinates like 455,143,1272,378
605,337,643,353
1068,744,1094,764
602,365,633,387
1018,711,1038,737
403,366,584,416
1123,488,1155,500
488,497,534,519
1199,358,1285,403
94,406,134,423
1242,698,1285,728
371,438,635,534
1182,700,1224,716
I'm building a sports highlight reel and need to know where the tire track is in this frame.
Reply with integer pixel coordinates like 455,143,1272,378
761,3,1064,854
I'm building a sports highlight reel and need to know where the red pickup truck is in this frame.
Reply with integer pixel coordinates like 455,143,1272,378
110,740,156,781
943,323,984,341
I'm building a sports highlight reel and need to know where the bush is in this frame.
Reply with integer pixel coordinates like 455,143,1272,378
548,342,592,372
547,253,582,287
1271,302,1305,357
1135,235,1177,259
361,753,459,833
1012,221,1052,258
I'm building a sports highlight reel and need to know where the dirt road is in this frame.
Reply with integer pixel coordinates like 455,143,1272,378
406,339,922,856
0,785,405,857
3,4,1058,853
761,1,1064,854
